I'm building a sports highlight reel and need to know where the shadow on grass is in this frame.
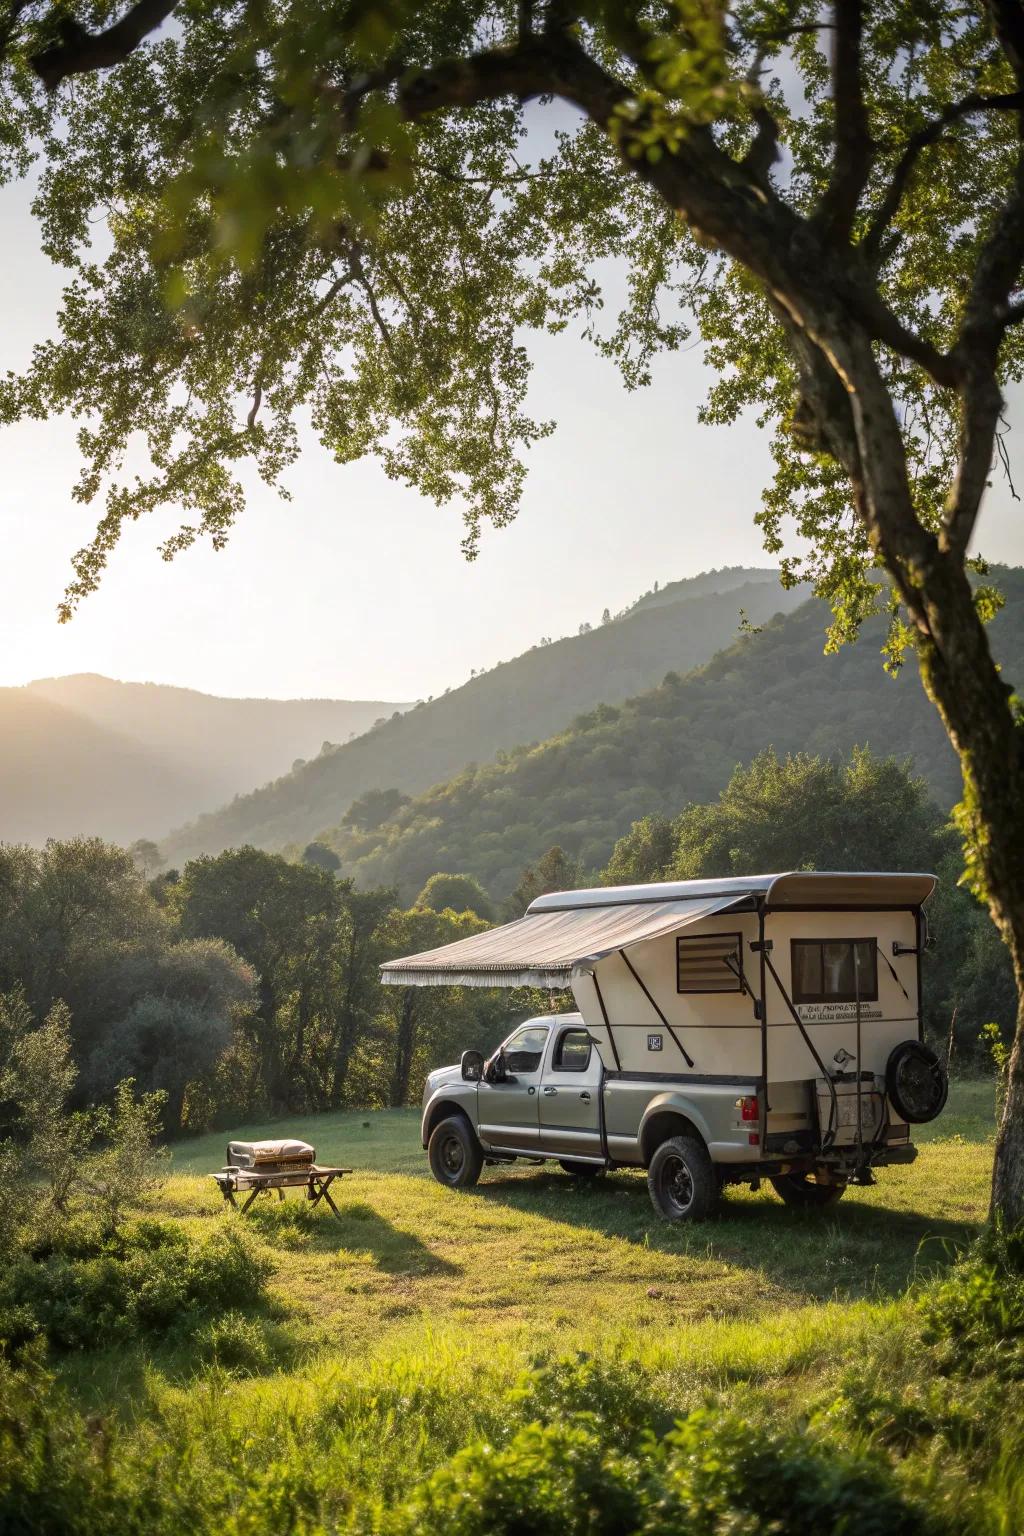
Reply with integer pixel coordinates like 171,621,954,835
471,1169,978,1300
246,1196,460,1276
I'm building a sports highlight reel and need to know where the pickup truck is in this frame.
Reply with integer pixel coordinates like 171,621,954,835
420,1010,932,1221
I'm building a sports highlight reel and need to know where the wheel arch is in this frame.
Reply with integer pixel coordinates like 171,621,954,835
638,1095,712,1167
423,1097,475,1146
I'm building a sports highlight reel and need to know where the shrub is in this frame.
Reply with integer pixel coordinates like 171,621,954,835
508,1351,676,1451
193,1311,273,1375
0,1220,272,1354
385,1408,938,1536
386,1421,641,1536
918,1227,1024,1377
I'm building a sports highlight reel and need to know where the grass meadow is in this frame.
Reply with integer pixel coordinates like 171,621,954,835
7,1078,1020,1534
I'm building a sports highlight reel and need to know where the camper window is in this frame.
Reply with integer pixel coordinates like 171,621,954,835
677,932,744,993
791,939,878,1004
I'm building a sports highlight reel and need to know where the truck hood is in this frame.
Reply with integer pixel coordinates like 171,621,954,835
425,1063,464,1092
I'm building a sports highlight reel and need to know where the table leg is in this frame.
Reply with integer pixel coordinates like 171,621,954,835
319,1177,343,1221
240,1187,263,1215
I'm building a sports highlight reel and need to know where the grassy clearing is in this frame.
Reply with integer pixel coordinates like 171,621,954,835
11,1078,1015,1533
163,1080,994,1367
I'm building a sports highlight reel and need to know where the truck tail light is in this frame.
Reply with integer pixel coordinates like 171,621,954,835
736,1095,759,1123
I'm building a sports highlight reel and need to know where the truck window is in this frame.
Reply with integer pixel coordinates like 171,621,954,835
502,1026,549,1073
791,939,878,1004
552,1028,591,1072
677,932,744,992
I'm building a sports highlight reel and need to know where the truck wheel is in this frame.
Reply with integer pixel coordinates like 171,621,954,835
647,1136,719,1222
428,1115,483,1190
770,1172,846,1208
559,1160,605,1178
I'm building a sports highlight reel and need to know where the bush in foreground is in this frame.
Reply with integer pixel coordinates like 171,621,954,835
0,1219,271,1354
388,1410,936,1536
3,1237,1024,1534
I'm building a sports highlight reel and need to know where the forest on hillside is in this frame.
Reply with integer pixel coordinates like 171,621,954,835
318,570,1024,902
161,571,806,862
0,749,1011,1147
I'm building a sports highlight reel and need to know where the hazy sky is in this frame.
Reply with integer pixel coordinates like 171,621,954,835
2,171,1022,703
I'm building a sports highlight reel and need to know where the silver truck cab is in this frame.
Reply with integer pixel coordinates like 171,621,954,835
422,1014,605,1172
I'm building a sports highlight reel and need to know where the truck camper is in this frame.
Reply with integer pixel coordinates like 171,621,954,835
380,873,949,1221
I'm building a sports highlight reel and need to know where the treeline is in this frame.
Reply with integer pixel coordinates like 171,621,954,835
0,746,1012,1140
315,570,1024,902
0,840,513,1136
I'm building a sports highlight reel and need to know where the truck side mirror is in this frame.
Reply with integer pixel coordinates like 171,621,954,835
461,1050,485,1082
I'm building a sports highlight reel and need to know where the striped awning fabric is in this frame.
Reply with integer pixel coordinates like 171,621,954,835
379,894,742,989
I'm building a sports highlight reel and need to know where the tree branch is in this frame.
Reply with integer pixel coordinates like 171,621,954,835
944,154,1024,555
987,0,1024,88
742,101,782,183
864,88,1024,259
346,248,398,364
816,0,874,240
246,383,262,431
31,0,178,91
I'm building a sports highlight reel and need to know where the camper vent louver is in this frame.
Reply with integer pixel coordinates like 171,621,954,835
676,933,744,993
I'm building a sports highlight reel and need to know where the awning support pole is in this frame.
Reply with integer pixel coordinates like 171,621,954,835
588,969,622,1072
620,948,695,1069
757,906,768,1147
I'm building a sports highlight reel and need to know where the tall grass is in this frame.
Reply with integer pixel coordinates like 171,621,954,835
1,1080,1013,1533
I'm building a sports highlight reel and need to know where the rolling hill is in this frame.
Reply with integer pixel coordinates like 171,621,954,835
2,678,407,848
0,690,211,846
161,568,808,862
318,568,1024,902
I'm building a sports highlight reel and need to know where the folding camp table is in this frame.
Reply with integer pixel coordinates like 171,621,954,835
211,1163,353,1219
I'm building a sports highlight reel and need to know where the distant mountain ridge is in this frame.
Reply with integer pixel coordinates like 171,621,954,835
318,568,1024,902
2,678,409,848
616,566,781,619
0,690,209,847
161,568,808,862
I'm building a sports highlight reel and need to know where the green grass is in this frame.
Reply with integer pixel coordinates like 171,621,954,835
16,1079,1013,1534
167,1079,995,1363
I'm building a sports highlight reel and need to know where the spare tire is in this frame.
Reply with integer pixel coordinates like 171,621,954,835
885,1040,948,1124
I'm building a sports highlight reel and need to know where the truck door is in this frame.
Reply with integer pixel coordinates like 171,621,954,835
476,1023,549,1151
538,1024,603,1160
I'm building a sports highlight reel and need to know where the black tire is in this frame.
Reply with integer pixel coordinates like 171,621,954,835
770,1171,847,1208
428,1115,483,1189
886,1040,949,1124
647,1135,719,1222
559,1160,605,1178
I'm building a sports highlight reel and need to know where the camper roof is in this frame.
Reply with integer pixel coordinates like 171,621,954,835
527,871,937,913
379,871,936,989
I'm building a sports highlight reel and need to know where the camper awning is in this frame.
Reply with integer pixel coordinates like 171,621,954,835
379,894,744,989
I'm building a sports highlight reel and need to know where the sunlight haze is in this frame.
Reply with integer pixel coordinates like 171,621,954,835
5,168,1019,703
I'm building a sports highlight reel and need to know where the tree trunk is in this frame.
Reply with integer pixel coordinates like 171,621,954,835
389,990,418,1109
994,982,1024,1224
911,558,1024,1226
791,315,1024,1228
